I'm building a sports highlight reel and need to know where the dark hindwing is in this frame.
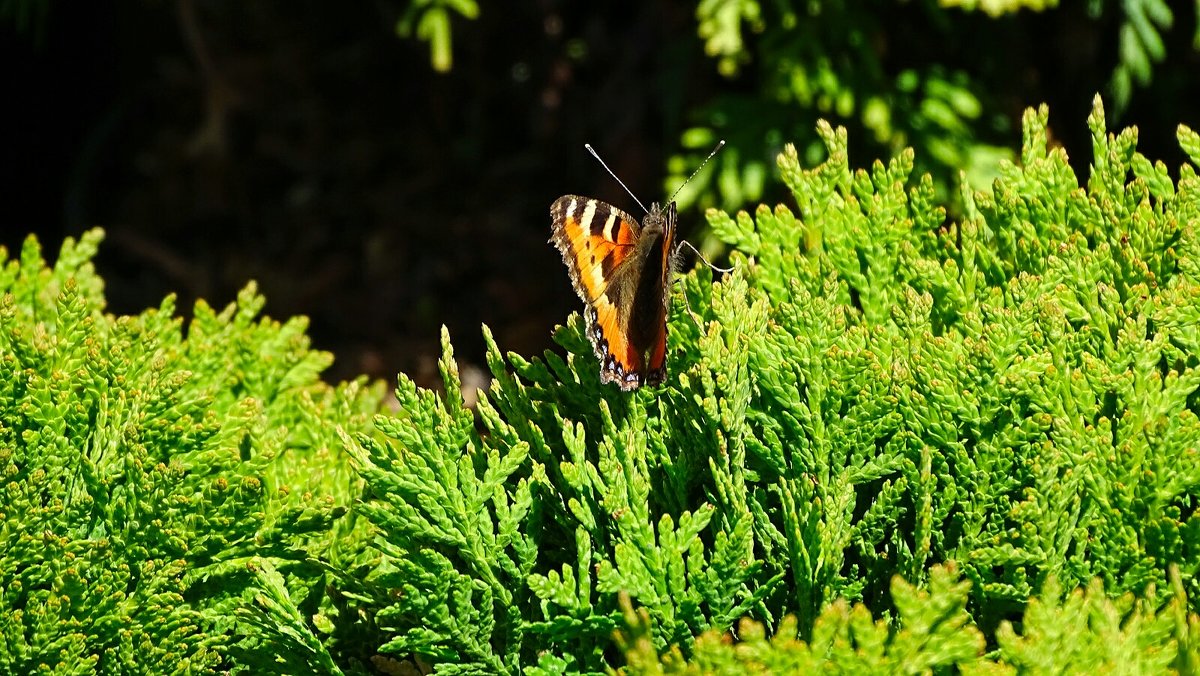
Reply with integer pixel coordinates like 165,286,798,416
626,200,674,388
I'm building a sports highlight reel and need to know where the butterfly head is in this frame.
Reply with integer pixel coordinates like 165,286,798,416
642,201,677,238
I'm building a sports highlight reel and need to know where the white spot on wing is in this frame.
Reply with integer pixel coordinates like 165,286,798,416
579,200,597,234
601,209,618,240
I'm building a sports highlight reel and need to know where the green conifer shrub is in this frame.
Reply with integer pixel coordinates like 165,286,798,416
5,94,1200,674
0,231,385,673
615,563,1200,673
346,96,1200,673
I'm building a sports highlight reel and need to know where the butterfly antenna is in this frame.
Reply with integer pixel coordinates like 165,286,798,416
669,140,725,203
585,143,649,214
678,238,735,274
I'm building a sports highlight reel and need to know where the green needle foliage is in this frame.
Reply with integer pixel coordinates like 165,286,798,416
347,96,1200,673
6,95,1200,673
701,94,1200,621
0,231,385,673
616,564,1200,673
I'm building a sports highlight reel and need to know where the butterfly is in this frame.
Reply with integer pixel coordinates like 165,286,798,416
550,141,724,390
550,195,677,390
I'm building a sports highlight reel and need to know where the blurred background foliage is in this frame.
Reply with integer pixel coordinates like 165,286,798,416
2,0,1198,388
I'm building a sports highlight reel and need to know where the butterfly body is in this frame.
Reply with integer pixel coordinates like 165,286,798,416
550,195,677,390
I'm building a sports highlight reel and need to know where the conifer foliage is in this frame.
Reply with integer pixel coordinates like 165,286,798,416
347,97,1200,672
4,96,1200,673
0,232,384,673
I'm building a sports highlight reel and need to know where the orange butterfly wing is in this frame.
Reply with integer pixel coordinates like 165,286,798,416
550,195,672,390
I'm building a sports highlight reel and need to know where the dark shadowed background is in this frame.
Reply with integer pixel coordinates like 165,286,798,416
3,1,1198,388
